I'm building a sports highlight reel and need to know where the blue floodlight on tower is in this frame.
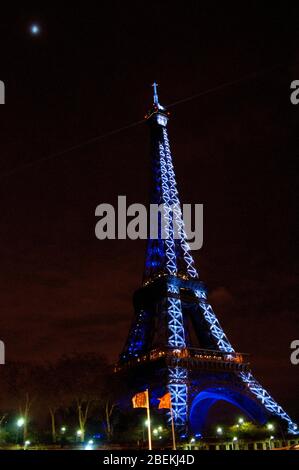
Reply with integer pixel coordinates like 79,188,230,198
152,82,159,106
117,84,298,436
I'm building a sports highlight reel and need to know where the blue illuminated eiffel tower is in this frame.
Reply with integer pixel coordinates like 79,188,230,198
117,84,298,435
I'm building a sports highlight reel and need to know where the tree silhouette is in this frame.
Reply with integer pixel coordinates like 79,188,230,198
2,362,39,443
55,353,107,442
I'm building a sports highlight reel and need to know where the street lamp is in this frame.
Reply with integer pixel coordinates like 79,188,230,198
85,439,94,450
17,418,25,428
267,423,274,431
16,418,25,445
238,418,244,425
269,435,274,450
187,437,196,450
153,428,158,436
61,426,66,433
216,427,223,435
76,429,82,437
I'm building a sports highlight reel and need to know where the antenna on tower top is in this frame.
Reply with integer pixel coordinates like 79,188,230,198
152,82,159,106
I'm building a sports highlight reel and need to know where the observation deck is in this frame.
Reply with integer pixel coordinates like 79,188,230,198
115,347,250,373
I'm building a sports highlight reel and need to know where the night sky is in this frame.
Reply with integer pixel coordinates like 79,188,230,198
0,4,298,418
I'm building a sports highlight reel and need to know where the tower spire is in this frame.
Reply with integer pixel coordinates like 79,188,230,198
152,81,159,106
144,82,198,282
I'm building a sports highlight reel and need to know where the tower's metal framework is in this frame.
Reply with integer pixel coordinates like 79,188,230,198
117,84,298,435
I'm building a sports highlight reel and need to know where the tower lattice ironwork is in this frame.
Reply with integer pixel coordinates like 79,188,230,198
117,84,298,435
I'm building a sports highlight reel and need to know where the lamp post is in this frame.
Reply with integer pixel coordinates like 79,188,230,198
59,426,67,449
17,418,25,428
85,439,94,450
269,435,274,450
76,429,82,444
24,440,31,450
189,437,195,450
16,418,25,445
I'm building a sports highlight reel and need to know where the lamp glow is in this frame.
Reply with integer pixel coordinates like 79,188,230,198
17,418,25,428
85,440,94,450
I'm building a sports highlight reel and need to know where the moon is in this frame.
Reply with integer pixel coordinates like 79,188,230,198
29,24,41,36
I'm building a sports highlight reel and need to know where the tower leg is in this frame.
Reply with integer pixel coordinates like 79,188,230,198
168,366,188,429
239,371,298,434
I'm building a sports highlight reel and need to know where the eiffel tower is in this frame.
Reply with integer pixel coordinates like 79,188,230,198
116,83,298,436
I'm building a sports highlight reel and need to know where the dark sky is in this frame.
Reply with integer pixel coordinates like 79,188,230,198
0,3,298,418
